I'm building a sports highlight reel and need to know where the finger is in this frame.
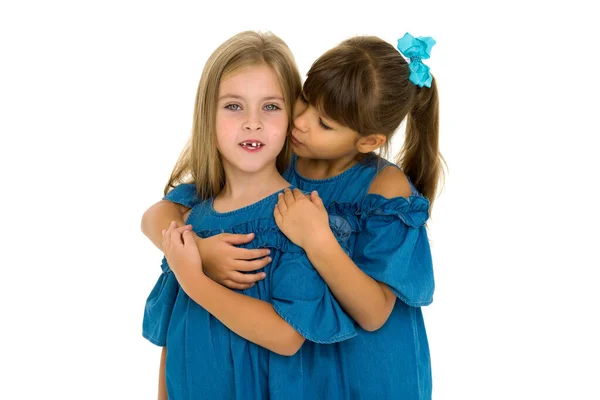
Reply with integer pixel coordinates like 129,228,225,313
310,191,325,208
234,257,272,272
174,224,193,234
276,193,288,213
164,221,175,241
169,226,183,246
292,188,305,201
182,230,194,247
283,187,295,205
222,280,255,291
163,227,171,249
233,247,271,261
274,205,283,225
228,271,267,284
222,232,255,245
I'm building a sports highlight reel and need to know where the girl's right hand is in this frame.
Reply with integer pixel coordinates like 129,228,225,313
196,233,270,290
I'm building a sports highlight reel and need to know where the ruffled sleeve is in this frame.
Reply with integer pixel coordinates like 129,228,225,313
163,183,200,209
270,250,357,344
353,193,434,307
142,257,178,346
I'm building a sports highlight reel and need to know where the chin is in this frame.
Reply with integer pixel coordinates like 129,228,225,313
290,145,308,157
233,161,273,174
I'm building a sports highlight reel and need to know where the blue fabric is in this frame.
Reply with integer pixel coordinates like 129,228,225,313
142,188,356,400
354,194,434,307
141,183,198,346
283,154,435,399
142,257,177,346
163,183,200,208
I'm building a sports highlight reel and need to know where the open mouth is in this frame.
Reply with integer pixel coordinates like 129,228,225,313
239,140,264,150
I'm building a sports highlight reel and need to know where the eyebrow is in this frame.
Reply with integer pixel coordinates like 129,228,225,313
218,94,284,102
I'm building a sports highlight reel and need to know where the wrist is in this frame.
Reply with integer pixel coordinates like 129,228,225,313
177,268,208,293
195,237,214,271
304,228,336,253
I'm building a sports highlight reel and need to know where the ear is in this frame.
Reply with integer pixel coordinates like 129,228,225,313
356,134,387,153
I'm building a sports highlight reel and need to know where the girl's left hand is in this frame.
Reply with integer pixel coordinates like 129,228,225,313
274,188,332,249
162,221,204,282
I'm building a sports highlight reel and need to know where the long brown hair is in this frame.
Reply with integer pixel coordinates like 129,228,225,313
164,31,302,199
303,36,444,206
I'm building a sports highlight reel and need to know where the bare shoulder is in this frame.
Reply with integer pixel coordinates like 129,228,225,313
368,166,412,199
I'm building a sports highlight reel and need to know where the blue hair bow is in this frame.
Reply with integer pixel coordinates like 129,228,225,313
397,33,436,88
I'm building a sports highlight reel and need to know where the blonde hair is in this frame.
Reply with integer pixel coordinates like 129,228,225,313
303,36,444,207
164,31,302,199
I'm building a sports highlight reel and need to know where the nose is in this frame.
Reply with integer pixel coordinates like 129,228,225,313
293,105,308,133
243,110,262,131
293,114,308,134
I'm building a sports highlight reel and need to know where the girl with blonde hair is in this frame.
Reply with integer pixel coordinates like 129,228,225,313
142,31,356,400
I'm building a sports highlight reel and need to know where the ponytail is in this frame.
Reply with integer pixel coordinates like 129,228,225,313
396,77,444,207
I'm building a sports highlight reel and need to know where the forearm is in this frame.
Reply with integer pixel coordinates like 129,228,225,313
305,233,396,332
141,201,188,252
181,274,304,356
158,347,167,400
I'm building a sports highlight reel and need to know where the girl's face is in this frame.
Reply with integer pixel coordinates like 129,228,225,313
216,63,288,175
290,96,361,160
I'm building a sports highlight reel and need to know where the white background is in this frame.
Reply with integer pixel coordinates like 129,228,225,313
1,1,598,399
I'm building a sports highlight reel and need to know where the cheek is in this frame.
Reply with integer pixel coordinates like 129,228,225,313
266,114,289,141
216,114,238,131
305,126,321,144
216,115,239,144
269,131,288,151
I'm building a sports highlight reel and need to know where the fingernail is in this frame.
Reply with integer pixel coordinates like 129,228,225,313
266,249,271,255
261,273,267,278
267,257,272,262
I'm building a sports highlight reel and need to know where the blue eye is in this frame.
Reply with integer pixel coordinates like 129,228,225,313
319,118,332,130
264,104,281,111
225,104,241,111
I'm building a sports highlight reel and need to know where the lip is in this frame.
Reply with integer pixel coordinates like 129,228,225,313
240,146,264,153
290,134,302,145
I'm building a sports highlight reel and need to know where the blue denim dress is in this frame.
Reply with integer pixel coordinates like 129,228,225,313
142,186,357,400
283,154,435,400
